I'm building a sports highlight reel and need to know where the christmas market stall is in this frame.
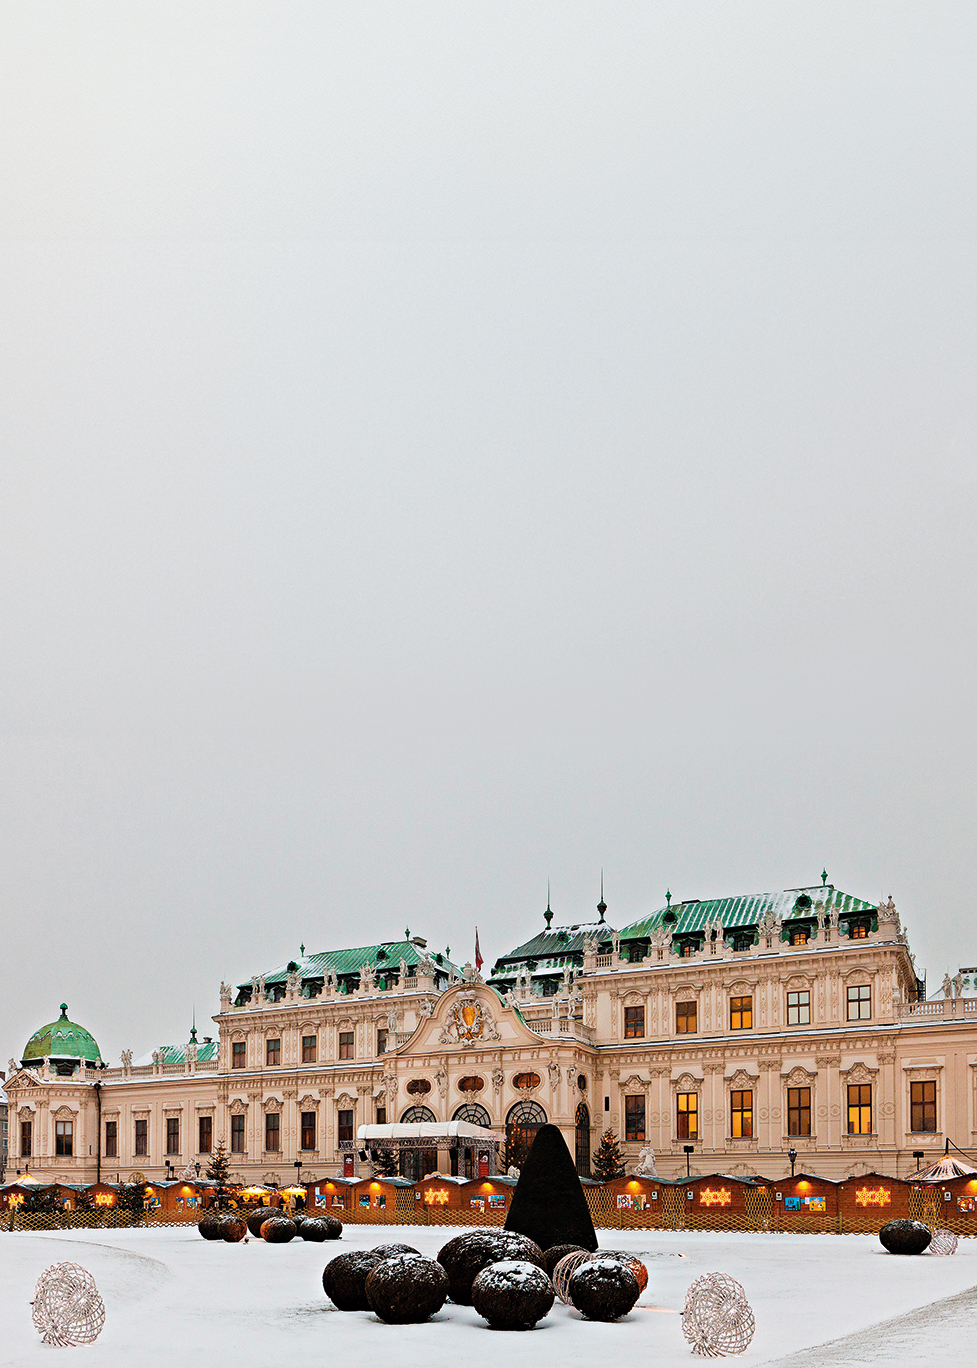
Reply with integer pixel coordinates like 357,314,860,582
307,1176,364,1218
460,1175,514,1220
348,1176,415,1222
768,1173,839,1232
836,1173,911,1231
682,1175,770,1231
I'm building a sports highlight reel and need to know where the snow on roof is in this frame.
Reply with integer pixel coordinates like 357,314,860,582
356,1121,502,1141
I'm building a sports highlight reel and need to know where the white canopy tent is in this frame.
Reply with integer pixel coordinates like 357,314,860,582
349,1120,503,1180
355,1121,502,1143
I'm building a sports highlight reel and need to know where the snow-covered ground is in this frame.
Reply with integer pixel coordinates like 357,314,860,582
2,1225,974,1366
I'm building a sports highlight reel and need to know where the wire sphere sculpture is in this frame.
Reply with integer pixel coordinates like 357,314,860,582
928,1228,959,1256
682,1272,755,1358
32,1262,106,1347
553,1250,598,1306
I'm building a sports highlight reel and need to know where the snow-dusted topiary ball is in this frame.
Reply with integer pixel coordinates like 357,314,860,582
260,1216,297,1243
682,1272,755,1358
879,1220,932,1255
437,1229,545,1305
552,1249,596,1306
600,1250,649,1293
928,1228,958,1256
32,1262,106,1347
470,1260,555,1329
323,1245,421,1311
365,1253,449,1323
221,1215,247,1242
198,1213,224,1240
567,1257,639,1322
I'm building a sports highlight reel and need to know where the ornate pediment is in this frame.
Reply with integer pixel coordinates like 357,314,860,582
728,1069,756,1091
843,1061,878,1085
53,1105,76,1120
621,1074,647,1091
228,1098,248,1116
438,993,501,1047
299,1094,319,1110
673,1072,700,1092
784,1065,817,1087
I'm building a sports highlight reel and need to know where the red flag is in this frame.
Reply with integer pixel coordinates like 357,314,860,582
474,927,483,972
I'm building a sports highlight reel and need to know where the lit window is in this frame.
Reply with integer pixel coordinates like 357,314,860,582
910,1080,937,1133
677,1092,698,1138
676,1001,697,1034
730,1091,752,1138
787,990,810,1025
847,985,871,1020
624,1006,645,1039
625,1095,645,1141
787,1087,811,1136
730,996,752,1030
847,1084,872,1134
790,928,809,946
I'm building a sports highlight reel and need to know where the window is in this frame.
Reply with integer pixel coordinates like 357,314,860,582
20,1120,31,1157
302,1034,317,1063
55,1120,73,1156
625,1095,646,1141
730,1091,753,1138
266,1038,281,1066
105,1120,118,1157
265,1112,281,1151
166,1117,180,1154
301,1111,316,1150
787,1087,811,1137
135,1118,148,1156
338,1109,354,1143
377,1029,388,1055
376,1106,387,1125
730,996,753,1030
676,1001,697,1034
847,1084,872,1134
198,1116,213,1154
339,1031,354,1060
624,1006,645,1039
232,1041,246,1069
787,990,810,1025
513,1072,541,1089
681,943,695,958
910,1080,937,1133
850,921,869,939
789,927,809,946
677,1092,698,1139
231,1114,245,1152
407,1078,432,1094
847,985,871,1021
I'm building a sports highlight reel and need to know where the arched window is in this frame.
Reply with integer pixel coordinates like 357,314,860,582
513,1071,541,1090
506,1100,547,1169
398,1105,437,1181
575,1102,591,1177
453,1103,492,1128
451,1102,493,1178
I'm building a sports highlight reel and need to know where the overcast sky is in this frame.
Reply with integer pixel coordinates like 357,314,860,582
2,3,976,1064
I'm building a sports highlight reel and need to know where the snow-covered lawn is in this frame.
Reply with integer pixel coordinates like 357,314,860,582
2,1224,974,1366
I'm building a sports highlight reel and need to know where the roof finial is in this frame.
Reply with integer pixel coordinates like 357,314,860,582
300,943,305,957
59,1003,68,1019
665,889,671,908
597,868,607,922
405,926,410,941
544,882,553,929
821,868,828,887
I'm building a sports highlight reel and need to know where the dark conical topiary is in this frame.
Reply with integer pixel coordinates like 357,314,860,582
504,1124,598,1253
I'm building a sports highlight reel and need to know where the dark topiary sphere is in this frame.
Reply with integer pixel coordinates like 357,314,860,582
299,1218,329,1242
471,1259,555,1330
197,1213,223,1240
323,1246,421,1311
247,1210,273,1237
365,1254,450,1324
291,1214,307,1231
880,1220,932,1255
437,1229,546,1305
221,1215,248,1242
543,1243,586,1277
322,1214,343,1239
568,1257,640,1321
261,1216,297,1243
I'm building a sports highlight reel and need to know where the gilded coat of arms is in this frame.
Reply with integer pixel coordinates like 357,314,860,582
439,993,501,1047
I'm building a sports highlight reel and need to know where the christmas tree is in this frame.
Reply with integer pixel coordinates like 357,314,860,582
591,1128,625,1182
206,1139,232,1208
119,1182,147,1220
372,1146,399,1177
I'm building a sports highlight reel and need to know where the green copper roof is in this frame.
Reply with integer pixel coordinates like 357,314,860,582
490,920,615,975
22,1005,102,1065
241,938,460,991
133,1041,219,1067
619,886,875,940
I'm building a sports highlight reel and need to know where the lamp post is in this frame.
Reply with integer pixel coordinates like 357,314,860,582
683,1144,694,1177
788,1148,797,1178
165,1160,174,1182
194,1162,201,1177
913,1150,925,1174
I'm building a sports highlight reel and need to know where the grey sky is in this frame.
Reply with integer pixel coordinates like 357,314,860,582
2,3,975,1062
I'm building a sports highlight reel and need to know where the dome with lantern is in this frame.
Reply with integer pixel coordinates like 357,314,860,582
22,1004,102,1075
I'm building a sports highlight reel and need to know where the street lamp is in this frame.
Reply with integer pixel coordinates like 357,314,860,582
194,1162,201,1177
788,1148,797,1177
913,1150,925,1173
683,1144,694,1177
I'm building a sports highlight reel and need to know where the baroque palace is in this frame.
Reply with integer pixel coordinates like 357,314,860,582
6,880,976,1185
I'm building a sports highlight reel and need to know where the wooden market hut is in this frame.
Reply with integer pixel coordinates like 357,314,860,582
460,1175,513,1221
414,1173,469,1214
836,1172,911,1230
911,1170,977,1232
348,1176,414,1221
307,1176,360,1217
766,1172,839,1232
681,1174,769,1230
600,1174,667,1226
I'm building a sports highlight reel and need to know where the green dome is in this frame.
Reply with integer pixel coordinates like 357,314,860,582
22,1004,102,1067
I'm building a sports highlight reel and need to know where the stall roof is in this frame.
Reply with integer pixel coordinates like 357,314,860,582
356,1121,502,1141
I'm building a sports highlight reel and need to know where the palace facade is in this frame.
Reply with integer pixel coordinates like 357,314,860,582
6,884,977,1184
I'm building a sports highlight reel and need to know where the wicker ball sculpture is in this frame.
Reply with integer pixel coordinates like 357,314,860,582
471,1259,555,1330
928,1228,959,1256
364,1253,450,1324
600,1250,649,1294
543,1243,586,1276
436,1230,545,1305
567,1258,640,1322
681,1272,755,1358
552,1250,596,1305
260,1216,297,1243
879,1220,932,1255
32,1263,106,1347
